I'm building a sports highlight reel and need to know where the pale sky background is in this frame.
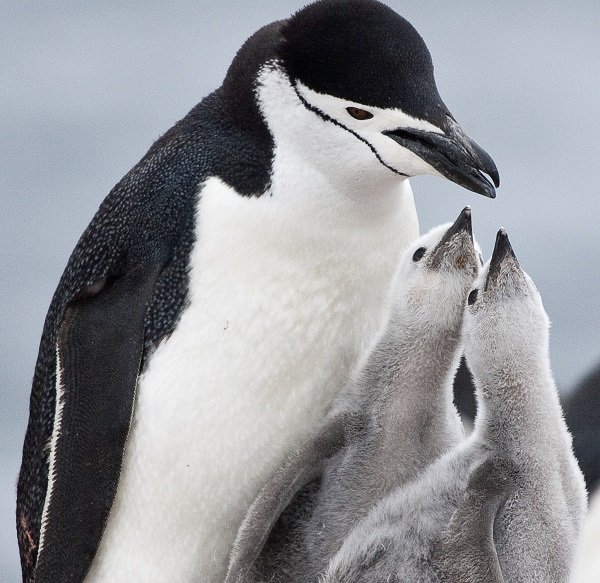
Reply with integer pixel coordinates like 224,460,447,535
1,1,599,579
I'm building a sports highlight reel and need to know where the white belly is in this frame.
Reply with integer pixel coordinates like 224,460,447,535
86,177,418,582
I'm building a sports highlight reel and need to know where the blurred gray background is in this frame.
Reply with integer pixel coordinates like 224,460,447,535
2,1,599,579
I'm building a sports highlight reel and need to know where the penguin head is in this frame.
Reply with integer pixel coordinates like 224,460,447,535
222,0,499,198
391,207,481,330
464,229,550,375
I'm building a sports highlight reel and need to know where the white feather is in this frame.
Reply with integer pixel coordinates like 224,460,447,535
37,344,66,558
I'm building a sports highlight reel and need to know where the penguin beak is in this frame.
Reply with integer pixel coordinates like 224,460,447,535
383,118,500,198
429,206,473,268
438,206,473,246
485,229,519,290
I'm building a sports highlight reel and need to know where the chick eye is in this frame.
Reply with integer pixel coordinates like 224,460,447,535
468,289,479,305
412,247,426,262
346,107,373,120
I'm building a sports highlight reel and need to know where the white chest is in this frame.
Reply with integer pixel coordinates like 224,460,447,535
86,177,418,582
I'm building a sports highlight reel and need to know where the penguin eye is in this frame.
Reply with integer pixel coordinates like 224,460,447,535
412,247,426,262
346,107,373,120
468,289,479,305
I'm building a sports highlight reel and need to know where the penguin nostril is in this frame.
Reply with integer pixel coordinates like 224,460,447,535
346,107,373,120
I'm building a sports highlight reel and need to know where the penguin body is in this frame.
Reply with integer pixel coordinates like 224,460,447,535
17,2,499,581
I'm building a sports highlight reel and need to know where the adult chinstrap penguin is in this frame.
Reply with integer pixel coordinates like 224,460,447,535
225,208,482,582
17,1,499,581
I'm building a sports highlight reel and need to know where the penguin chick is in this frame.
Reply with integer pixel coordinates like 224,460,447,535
322,230,587,583
301,207,481,564
456,229,588,582
226,208,481,583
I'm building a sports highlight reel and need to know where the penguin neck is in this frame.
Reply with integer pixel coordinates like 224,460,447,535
473,355,565,450
219,21,282,149
374,316,462,426
268,147,416,227
214,21,283,196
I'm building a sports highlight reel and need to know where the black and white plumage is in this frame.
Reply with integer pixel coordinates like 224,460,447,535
17,1,499,581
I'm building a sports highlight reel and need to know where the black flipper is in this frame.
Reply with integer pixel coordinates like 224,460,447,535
431,455,518,583
34,261,163,583
225,414,348,583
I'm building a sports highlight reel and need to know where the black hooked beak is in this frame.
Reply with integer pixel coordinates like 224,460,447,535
383,118,500,199
485,229,519,290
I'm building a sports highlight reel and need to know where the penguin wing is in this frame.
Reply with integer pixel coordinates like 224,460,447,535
17,177,193,582
431,455,518,583
31,258,165,582
225,414,348,583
